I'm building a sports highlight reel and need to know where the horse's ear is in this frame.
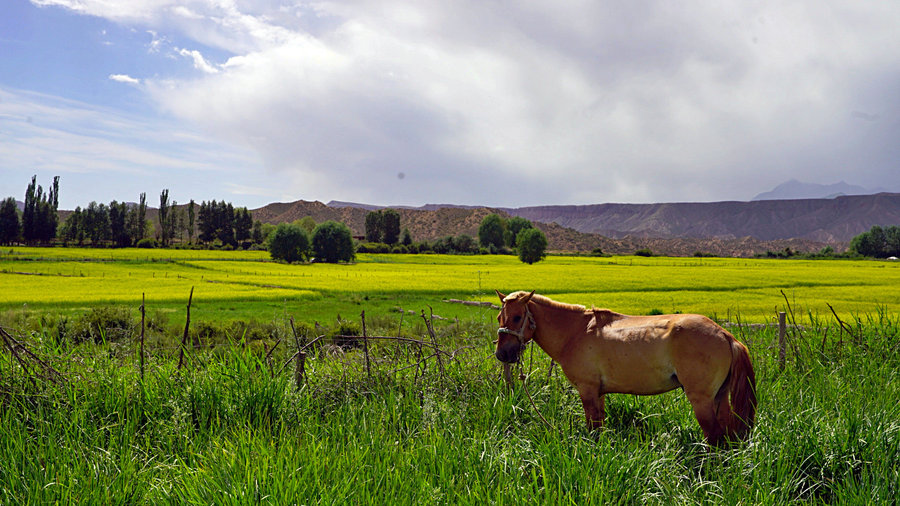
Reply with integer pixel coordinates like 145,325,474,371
496,290,506,303
521,290,535,304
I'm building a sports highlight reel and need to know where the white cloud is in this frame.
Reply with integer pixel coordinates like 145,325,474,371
24,0,900,205
177,48,219,73
109,74,140,84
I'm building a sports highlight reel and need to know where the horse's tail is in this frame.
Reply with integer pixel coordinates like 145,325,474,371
716,337,757,441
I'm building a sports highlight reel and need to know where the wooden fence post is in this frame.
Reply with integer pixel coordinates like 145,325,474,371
177,287,194,371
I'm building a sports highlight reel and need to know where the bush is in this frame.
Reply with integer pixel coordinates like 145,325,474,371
268,223,309,263
329,319,361,349
517,228,548,264
634,248,653,257
311,221,355,263
357,242,390,254
66,306,136,344
478,214,506,250
136,238,157,249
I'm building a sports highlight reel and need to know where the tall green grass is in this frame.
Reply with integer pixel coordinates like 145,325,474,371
2,310,898,504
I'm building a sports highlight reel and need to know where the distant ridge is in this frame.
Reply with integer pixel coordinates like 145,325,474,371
503,193,900,243
326,201,484,211
751,179,888,201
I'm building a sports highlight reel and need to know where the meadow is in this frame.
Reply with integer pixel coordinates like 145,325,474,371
3,246,900,325
1,247,899,504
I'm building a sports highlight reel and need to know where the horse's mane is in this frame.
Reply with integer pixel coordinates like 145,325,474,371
504,291,586,312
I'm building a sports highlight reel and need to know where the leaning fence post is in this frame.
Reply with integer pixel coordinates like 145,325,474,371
778,311,787,370
177,287,194,371
421,307,445,378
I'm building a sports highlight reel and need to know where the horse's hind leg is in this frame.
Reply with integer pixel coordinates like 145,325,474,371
686,393,725,445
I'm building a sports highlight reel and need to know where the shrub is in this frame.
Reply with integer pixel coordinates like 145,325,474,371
478,214,506,250
136,238,157,249
66,306,136,344
517,228,548,264
329,319,361,349
311,221,355,263
634,248,653,257
357,242,390,254
268,223,310,263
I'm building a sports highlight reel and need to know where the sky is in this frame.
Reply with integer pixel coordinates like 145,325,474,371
1,0,899,211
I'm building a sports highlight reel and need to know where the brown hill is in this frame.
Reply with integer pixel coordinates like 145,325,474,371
251,200,503,241
250,200,832,256
504,193,900,243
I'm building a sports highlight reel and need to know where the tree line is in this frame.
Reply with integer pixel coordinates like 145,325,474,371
850,225,900,258
2,177,547,264
1,177,258,250
357,210,548,264
0,176,60,246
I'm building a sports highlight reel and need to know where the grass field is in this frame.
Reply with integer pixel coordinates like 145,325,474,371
3,246,900,326
2,247,899,504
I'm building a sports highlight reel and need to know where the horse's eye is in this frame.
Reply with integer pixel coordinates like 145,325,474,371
513,315,522,323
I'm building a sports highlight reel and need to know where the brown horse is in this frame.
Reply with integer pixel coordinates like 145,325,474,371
495,290,756,445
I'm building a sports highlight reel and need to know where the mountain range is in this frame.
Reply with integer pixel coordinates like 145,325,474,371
750,180,891,201
251,192,900,256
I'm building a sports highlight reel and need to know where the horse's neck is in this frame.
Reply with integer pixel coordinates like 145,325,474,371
530,302,587,361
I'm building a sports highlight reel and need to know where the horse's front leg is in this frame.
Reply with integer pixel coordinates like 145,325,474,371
577,385,605,430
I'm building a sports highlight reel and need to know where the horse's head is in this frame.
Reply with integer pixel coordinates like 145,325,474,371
494,290,536,363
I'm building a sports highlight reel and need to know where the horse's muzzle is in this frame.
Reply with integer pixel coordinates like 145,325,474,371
494,339,522,363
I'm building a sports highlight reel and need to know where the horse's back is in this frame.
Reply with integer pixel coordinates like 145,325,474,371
581,312,732,395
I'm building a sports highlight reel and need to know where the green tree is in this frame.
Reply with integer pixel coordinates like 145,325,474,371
886,226,900,257
453,234,478,254
297,216,316,235
268,223,310,263
83,201,110,244
851,225,886,257
22,177,37,243
478,213,506,250
187,199,196,244
382,208,401,245
59,207,83,245
108,201,131,247
364,210,383,243
127,192,148,245
516,228,548,264
234,207,253,243
312,220,355,263
218,202,236,246
198,201,216,243
401,228,412,246
0,197,20,245
505,216,533,248
158,189,170,247
22,175,59,244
